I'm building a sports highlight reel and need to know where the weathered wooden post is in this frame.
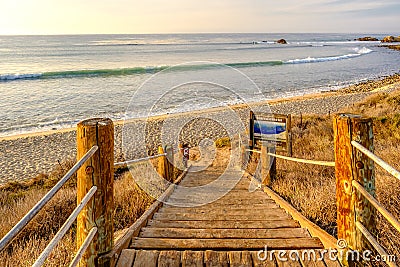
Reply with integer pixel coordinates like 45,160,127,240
241,144,249,171
158,146,168,180
77,118,114,267
165,145,174,182
333,114,375,261
249,111,255,150
261,143,276,186
286,114,293,157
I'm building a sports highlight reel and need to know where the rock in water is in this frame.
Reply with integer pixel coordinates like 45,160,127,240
357,37,378,41
381,36,400,43
276,39,287,44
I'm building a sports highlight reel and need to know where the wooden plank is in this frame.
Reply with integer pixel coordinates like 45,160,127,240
166,198,276,205
116,249,135,267
163,204,277,210
152,212,290,221
171,191,270,198
98,168,189,266
204,250,229,267
179,182,247,186
131,237,324,250
158,250,181,267
132,250,159,267
228,251,252,267
162,203,279,209
139,228,310,239
158,205,280,214
147,219,301,229
251,251,277,267
169,193,269,200
182,251,204,267
171,190,267,198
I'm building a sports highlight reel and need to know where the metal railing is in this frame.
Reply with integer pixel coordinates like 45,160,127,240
0,145,99,265
351,141,400,267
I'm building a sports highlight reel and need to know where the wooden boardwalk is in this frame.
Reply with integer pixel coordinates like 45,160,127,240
116,166,341,267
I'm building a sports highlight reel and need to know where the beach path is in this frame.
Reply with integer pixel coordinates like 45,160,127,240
116,166,340,266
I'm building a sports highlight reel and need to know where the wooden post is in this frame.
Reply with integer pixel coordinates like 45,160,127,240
286,114,293,157
158,146,168,180
77,118,114,267
241,144,249,170
261,143,276,186
333,114,375,256
165,145,174,182
249,111,254,149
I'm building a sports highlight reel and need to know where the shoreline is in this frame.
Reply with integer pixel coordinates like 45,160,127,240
2,72,400,142
0,74,400,184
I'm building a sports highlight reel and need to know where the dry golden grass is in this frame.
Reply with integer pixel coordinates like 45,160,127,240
266,90,400,265
0,160,164,266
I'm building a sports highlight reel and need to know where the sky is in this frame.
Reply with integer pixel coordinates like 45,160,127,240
0,0,399,35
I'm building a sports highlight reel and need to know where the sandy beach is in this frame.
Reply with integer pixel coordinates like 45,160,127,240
1,77,400,184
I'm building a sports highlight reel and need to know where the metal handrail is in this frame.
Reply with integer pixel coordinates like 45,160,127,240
351,141,400,181
356,222,397,267
0,145,98,252
352,180,400,233
33,186,98,267
69,227,98,267
114,153,167,167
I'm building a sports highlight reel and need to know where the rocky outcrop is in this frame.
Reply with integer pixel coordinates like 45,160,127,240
381,36,400,43
276,39,287,44
381,45,400,51
357,37,378,41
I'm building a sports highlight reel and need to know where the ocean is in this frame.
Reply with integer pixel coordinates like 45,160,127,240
1,33,400,137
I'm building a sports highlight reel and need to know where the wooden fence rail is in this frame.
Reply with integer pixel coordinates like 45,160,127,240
1,118,178,267
0,145,98,254
351,140,400,181
33,186,98,267
250,113,399,266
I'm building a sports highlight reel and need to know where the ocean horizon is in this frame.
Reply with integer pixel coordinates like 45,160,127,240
1,33,400,137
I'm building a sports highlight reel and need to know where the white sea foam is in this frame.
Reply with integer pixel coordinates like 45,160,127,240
285,47,373,64
353,47,373,54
